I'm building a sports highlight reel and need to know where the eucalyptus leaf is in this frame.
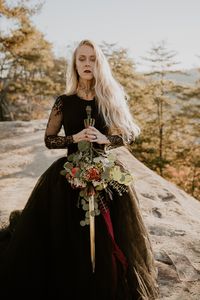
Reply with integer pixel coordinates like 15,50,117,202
78,141,91,152
67,154,75,161
90,210,96,217
83,197,89,202
60,170,67,176
120,174,125,182
79,190,85,197
95,183,105,190
81,199,86,205
85,218,90,225
80,220,86,226
83,204,89,210
95,209,100,215
63,162,73,169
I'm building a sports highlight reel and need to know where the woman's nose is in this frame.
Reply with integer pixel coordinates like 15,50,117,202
85,58,91,66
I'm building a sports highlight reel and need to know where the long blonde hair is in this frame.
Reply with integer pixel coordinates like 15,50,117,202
66,39,140,142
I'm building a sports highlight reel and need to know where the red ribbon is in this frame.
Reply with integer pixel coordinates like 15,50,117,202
100,207,128,272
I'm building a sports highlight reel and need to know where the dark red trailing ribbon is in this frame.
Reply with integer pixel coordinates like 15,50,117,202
100,206,128,272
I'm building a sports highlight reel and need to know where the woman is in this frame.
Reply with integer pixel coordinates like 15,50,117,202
0,39,159,299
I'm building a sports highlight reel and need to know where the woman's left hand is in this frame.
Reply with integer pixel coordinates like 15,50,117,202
84,126,110,145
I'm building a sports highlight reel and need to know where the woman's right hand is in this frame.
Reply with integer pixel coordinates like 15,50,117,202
72,128,97,143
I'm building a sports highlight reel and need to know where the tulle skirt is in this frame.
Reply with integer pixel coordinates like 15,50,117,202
0,157,159,300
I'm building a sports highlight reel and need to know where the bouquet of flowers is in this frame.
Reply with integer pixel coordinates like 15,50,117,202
60,140,133,226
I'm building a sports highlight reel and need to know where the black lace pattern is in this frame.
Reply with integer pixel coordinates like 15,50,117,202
45,135,74,149
52,96,64,115
44,96,74,149
106,135,124,148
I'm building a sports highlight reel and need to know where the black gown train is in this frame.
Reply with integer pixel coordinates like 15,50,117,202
0,94,159,300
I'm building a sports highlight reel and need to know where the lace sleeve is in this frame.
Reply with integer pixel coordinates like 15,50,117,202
106,135,124,148
44,96,74,149
105,134,134,149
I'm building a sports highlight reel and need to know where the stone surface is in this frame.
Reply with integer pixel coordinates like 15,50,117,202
0,120,200,299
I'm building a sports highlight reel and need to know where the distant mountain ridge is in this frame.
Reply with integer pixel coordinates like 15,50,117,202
165,68,199,85
141,68,199,85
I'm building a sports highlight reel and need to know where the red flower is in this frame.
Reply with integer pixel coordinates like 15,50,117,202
85,167,101,181
71,167,79,177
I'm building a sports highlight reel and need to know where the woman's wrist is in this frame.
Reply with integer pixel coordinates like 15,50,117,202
72,134,77,143
103,135,111,144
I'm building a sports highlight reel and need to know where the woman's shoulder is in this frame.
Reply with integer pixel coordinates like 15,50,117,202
54,93,78,104
55,93,74,101
53,93,76,106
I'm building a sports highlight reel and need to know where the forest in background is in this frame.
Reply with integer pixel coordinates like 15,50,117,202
0,0,199,200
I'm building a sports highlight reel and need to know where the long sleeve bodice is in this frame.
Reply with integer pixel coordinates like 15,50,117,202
44,94,128,153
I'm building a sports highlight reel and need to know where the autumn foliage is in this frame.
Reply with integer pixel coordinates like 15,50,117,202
0,1,199,200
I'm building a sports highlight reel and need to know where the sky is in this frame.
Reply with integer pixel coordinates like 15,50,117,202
5,0,200,71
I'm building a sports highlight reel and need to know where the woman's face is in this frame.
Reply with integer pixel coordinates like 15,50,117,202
75,45,96,80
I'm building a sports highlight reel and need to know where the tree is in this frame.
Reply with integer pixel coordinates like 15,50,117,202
163,58,200,199
0,0,57,120
101,42,142,95
134,41,200,199
140,40,184,176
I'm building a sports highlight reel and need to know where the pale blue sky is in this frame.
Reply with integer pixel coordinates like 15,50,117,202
10,0,200,71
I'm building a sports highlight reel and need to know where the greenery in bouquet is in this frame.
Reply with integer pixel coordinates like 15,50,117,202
60,140,134,226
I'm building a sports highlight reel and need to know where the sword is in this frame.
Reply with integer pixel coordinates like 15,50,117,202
89,193,95,273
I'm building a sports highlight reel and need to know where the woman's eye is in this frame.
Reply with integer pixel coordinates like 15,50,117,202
78,57,95,62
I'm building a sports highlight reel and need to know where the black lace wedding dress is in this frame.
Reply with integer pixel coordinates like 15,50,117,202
0,94,159,300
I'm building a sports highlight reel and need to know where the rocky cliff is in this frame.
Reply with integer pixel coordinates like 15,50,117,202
0,120,200,299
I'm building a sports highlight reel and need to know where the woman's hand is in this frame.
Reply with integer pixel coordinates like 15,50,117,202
72,126,110,145
72,128,90,143
84,126,110,145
